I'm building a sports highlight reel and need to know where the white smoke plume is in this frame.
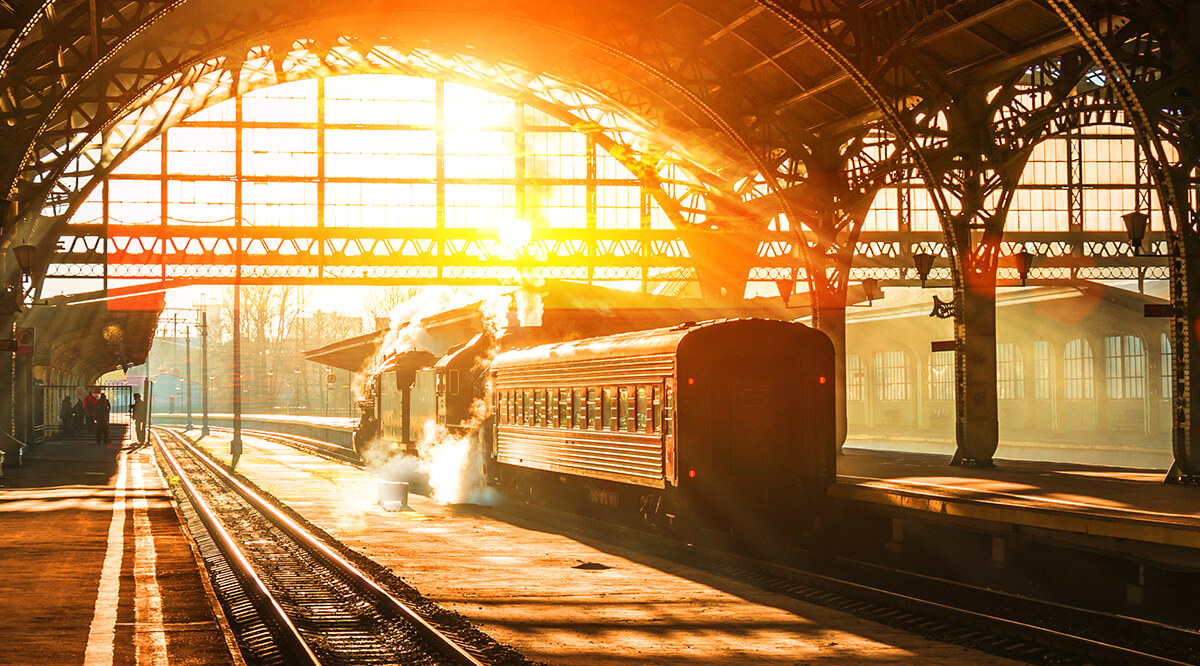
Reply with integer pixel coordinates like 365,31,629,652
412,410,501,506
413,293,510,504
353,287,481,400
362,282,542,506
515,284,543,327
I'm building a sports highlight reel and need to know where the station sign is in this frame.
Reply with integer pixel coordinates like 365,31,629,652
15,327,33,356
930,340,956,353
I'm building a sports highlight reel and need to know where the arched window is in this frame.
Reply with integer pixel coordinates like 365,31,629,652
1064,338,1094,400
1161,333,1173,399
927,351,953,400
846,355,864,401
1033,340,1052,399
874,351,910,401
997,343,1024,400
1104,334,1145,399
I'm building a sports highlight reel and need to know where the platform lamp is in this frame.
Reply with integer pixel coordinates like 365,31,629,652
1122,210,1149,255
9,243,37,306
12,243,35,277
1012,246,1036,286
861,277,882,305
912,252,936,287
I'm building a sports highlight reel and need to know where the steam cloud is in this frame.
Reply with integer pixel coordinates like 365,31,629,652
359,284,544,506
353,287,482,401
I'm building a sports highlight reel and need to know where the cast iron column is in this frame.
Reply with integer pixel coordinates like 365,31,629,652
1166,230,1200,482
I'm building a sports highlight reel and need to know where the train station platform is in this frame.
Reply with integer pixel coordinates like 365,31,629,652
836,447,1198,554
181,427,1012,664
0,432,237,664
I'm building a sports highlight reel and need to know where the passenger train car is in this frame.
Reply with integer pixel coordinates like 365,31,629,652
486,318,836,537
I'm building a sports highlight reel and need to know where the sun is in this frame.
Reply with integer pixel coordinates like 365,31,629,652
496,216,533,254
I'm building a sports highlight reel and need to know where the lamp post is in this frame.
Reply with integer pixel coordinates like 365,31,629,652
156,305,209,435
185,318,193,430
200,305,209,436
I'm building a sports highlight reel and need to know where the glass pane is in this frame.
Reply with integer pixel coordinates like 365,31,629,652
635,386,648,433
573,389,586,429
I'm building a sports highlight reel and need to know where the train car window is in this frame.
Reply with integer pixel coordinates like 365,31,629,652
549,390,559,427
573,388,586,429
652,386,661,433
559,389,571,428
601,388,613,429
449,369,460,396
587,389,599,430
533,390,543,427
523,390,532,426
636,386,648,432
541,389,550,427
617,387,629,431
499,392,507,425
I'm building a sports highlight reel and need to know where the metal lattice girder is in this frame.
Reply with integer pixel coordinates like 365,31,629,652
50,225,1171,281
0,1,1142,290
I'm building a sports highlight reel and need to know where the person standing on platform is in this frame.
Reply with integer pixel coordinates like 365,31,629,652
94,392,111,446
59,396,74,437
73,398,85,432
131,393,147,443
83,389,97,426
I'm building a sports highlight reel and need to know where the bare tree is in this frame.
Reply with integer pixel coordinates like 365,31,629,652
361,286,422,330
219,285,308,410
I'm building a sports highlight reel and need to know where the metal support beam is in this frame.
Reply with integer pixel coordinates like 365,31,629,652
951,269,999,467
1165,231,1200,483
0,320,14,467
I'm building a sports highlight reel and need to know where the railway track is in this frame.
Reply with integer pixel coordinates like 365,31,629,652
178,425,1200,664
151,426,492,665
492,504,1200,666
204,425,362,466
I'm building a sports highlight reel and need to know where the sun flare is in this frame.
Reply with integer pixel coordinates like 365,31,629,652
496,216,533,253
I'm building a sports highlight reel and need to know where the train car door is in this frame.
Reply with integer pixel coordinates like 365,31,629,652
662,378,676,484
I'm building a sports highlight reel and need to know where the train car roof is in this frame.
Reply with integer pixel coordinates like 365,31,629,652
492,318,807,369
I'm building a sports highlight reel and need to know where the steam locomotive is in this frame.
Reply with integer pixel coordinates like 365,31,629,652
374,318,836,538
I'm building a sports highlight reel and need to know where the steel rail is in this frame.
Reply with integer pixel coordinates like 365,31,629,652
151,428,320,665
717,546,1198,666
155,426,483,666
204,425,362,466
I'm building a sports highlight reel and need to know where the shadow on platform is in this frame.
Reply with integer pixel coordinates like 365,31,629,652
1,425,132,489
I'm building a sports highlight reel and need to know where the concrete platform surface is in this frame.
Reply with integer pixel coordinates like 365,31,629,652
184,428,1015,665
837,448,1200,548
0,437,237,665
